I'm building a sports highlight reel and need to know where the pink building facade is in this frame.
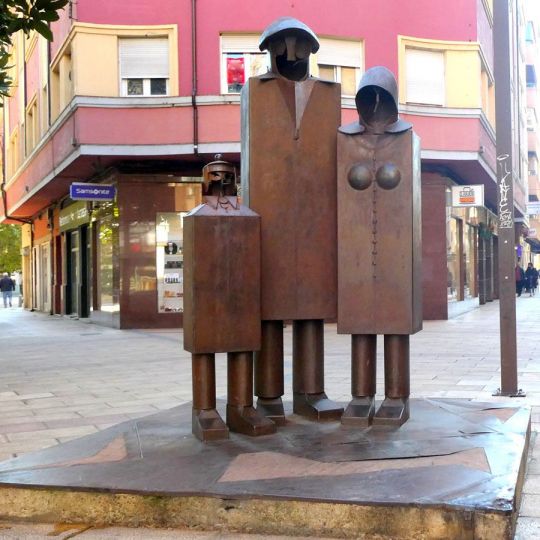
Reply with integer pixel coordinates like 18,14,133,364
2,0,524,327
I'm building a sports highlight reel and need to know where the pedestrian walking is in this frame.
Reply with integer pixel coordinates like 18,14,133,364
516,262,526,297
0,272,15,308
525,262,539,296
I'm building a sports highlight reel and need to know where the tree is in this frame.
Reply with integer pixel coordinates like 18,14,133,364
0,224,21,273
1,0,69,100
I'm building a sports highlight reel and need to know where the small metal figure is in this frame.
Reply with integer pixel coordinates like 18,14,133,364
337,67,422,426
184,156,276,441
242,18,343,422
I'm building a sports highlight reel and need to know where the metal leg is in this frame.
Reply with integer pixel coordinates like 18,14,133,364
373,335,410,426
227,352,276,436
255,320,286,424
191,353,229,441
292,319,343,420
342,334,376,426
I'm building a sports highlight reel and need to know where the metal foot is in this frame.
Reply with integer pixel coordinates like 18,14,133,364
255,397,286,426
341,396,375,427
226,405,276,436
192,408,229,442
293,392,344,421
373,397,410,426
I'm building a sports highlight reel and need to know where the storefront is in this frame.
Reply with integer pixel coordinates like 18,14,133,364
59,201,91,318
90,174,203,329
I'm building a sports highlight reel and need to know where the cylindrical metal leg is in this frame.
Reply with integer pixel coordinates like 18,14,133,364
351,334,377,397
255,320,284,399
293,319,324,394
384,335,410,398
192,353,216,410
227,352,253,407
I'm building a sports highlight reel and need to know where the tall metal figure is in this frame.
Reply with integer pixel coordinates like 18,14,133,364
184,157,276,441
241,18,343,422
337,67,422,426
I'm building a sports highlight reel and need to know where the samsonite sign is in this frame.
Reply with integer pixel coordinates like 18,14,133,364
451,185,484,207
70,182,116,201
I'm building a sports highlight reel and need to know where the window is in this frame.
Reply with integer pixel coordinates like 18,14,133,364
119,38,169,97
526,21,535,43
25,98,39,154
316,38,363,96
405,48,445,106
526,64,537,88
221,35,268,93
8,128,19,178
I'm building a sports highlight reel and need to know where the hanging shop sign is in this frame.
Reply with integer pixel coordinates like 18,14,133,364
70,182,116,201
527,201,540,216
451,185,484,207
59,201,90,232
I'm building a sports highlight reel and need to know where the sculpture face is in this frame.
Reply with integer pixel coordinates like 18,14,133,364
202,159,237,196
268,34,312,81
356,86,398,133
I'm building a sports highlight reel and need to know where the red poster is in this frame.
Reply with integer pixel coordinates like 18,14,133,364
227,56,245,85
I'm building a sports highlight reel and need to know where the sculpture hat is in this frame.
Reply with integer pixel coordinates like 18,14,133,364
259,17,319,53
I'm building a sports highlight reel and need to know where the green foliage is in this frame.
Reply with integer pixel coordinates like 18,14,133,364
0,224,21,273
0,0,70,100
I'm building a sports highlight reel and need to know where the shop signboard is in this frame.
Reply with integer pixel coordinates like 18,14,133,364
70,182,116,201
59,201,90,232
451,185,484,207
527,201,540,215
528,228,537,238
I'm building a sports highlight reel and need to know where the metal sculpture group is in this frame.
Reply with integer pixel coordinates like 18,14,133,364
184,17,422,441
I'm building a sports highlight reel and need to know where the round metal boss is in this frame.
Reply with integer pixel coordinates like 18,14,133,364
375,163,401,190
348,163,373,190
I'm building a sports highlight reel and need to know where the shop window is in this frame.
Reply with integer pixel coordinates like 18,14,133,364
220,34,267,94
97,205,120,313
447,211,462,302
405,48,445,106
155,184,202,314
526,21,535,44
316,38,363,96
464,224,477,299
119,38,169,97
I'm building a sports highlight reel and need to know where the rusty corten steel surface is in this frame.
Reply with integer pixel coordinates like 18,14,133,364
243,77,340,321
183,197,261,354
254,320,284,399
337,129,422,335
0,399,529,536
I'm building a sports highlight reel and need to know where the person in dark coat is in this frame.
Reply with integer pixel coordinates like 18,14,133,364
0,273,15,308
525,262,538,296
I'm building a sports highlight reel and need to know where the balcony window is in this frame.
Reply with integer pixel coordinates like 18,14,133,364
119,38,169,97
405,48,445,106
221,35,268,94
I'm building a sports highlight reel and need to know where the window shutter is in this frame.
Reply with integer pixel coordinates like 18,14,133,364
221,34,261,53
317,38,363,68
406,48,445,106
119,38,169,79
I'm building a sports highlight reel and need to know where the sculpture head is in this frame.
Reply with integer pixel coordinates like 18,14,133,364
259,17,319,82
202,155,237,197
355,66,400,133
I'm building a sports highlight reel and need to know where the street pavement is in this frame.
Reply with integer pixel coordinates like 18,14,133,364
0,297,539,539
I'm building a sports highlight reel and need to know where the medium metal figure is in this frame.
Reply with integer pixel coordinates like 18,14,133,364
241,17,343,423
337,67,422,426
184,157,276,441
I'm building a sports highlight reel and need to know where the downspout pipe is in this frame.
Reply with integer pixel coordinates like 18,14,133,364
191,0,199,156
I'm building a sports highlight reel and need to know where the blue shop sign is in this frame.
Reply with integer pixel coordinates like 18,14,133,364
70,182,116,201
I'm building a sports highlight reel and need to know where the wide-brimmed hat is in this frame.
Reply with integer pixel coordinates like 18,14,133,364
259,17,319,53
